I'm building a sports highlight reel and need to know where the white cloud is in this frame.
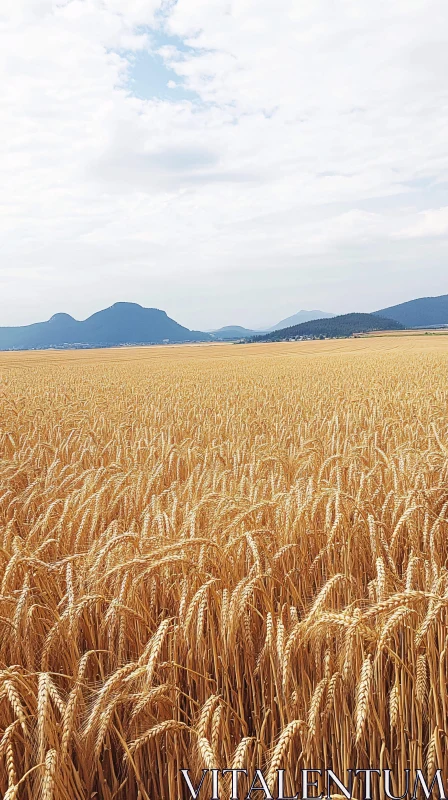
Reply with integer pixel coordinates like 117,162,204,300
1,0,448,329
395,207,448,239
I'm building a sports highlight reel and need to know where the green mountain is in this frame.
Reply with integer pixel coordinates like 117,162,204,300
0,303,212,350
374,294,448,328
254,313,404,341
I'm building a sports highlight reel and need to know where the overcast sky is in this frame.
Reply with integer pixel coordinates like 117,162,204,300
1,0,448,330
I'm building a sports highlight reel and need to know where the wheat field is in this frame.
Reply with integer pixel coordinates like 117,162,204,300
0,336,447,800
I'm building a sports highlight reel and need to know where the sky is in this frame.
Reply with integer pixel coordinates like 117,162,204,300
1,0,448,331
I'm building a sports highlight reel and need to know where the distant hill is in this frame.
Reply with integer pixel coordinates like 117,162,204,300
374,294,448,328
269,309,335,331
255,313,404,341
0,303,211,350
210,325,265,340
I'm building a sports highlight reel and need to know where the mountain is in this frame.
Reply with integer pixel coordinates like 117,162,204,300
210,325,266,340
255,313,404,341
269,309,335,331
373,294,448,328
0,303,211,350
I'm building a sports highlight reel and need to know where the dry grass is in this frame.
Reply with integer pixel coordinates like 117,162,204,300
0,337,447,799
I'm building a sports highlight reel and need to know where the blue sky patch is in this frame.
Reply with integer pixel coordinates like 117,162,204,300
127,49,198,102
126,28,201,103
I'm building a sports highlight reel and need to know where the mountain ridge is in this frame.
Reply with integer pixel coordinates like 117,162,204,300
0,302,211,350
374,294,448,328
1,292,447,351
210,325,267,339
268,309,335,331
254,313,404,341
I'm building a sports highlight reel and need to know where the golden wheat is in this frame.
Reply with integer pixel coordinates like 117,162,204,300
0,337,447,798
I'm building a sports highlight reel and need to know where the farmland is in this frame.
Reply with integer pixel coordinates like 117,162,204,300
0,336,448,799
